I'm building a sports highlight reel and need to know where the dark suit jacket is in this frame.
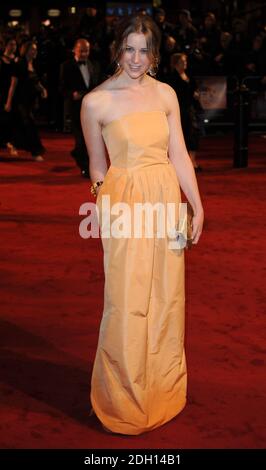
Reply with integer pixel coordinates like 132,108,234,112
59,58,98,100
60,58,99,126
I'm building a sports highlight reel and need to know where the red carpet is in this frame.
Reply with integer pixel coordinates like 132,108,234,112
0,132,265,448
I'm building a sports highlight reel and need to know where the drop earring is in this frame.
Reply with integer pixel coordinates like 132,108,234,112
148,65,156,77
148,60,159,77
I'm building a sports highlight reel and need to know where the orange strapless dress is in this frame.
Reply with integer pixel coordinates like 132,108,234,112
90,111,187,435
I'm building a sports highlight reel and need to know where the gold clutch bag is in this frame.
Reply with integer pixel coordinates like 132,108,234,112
175,202,194,249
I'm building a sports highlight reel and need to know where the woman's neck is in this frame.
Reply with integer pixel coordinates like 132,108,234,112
176,65,184,74
176,66,188,78
116,70,150,89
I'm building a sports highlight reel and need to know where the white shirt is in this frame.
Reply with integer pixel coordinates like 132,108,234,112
78,61,90,88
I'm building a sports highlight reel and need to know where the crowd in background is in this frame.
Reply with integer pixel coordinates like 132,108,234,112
0,4,265,173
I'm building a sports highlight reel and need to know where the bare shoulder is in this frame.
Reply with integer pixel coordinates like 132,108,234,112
82,88,107,110
156,80,178,113
82,77,113,107
158,80,176,98
82,78,114,124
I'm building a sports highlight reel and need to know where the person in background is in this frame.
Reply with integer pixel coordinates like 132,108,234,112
212,31,234,76
154,7,176,39
5,41,47,162
168,52,202,171
175,9,198,52
245,34,265,77
154,7,179,81
0,37,18,156
157,34,180,81
60,38,99,178
199,12,221,57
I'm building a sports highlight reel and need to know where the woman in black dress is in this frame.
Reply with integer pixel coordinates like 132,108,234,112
0,37,18,155
5,41,47,161
168,52,202,171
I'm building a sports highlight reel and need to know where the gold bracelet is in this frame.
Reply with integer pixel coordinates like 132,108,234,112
90,180,103,197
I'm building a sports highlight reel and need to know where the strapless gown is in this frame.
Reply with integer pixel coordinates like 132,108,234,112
90,110,187,435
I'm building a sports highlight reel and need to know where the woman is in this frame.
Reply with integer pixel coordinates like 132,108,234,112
168,53,202,171
81,15,204,435
5,41,47,161
0,37,18,155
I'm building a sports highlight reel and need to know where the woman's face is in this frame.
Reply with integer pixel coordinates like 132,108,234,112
178,54,187,70
120,32,151,78
27,44,38,60
204,16,215,29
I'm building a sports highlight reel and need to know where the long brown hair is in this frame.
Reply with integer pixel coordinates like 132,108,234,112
20,41,37,58
111,15,161,78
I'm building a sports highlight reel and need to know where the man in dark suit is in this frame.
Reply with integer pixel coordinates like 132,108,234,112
60,38,99,178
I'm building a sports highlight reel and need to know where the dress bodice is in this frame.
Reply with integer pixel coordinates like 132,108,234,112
101,110,169,170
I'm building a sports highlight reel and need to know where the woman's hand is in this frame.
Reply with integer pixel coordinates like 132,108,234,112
4,102,12,112
41,87,48,99
191,209,204,244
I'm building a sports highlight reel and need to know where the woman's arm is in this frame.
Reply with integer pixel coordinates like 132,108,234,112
5,76,18,111
36,81,48,99
163,84,204,244
80,91,108,189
